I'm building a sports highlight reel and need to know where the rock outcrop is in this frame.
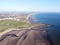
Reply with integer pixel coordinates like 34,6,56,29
0,26,52,45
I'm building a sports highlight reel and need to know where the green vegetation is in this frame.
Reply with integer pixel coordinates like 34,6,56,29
0,20,35,33
0,19,47,33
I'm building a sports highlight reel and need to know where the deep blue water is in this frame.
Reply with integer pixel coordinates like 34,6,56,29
29,13,60,45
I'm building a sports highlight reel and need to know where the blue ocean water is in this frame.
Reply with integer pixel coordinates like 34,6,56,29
29,13,60,45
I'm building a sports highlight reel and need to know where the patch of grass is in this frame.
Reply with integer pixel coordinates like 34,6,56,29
0,20,34,33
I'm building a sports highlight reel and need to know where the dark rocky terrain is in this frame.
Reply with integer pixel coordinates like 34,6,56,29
0,26,52,45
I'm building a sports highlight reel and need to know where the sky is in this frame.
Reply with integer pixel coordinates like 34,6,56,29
0,0,60,12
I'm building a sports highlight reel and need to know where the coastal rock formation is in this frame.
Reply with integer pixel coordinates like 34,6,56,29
0,26,52,45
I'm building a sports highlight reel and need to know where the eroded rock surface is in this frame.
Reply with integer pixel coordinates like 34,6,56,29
0,26,52,45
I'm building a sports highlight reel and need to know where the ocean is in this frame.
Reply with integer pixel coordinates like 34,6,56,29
29,13,60,45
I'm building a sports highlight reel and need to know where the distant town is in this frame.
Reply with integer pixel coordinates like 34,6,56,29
0,12,34,21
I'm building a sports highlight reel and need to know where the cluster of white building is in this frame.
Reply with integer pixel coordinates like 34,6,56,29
0,18,20,21
0,13,35,22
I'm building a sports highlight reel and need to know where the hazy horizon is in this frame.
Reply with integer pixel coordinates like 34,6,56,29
0,0,60,12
